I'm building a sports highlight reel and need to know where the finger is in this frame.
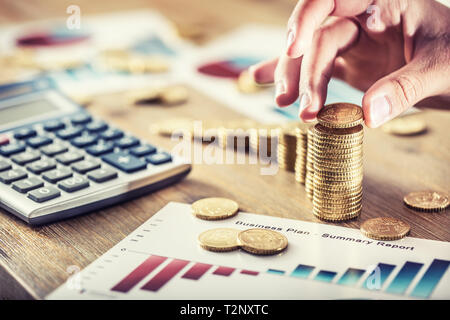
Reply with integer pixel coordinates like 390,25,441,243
274,53,302,107
298,18,359,122
286,0,371,58
249,58,278,84
362,52,449,128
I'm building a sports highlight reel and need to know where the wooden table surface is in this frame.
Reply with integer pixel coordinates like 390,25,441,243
0,0,449,300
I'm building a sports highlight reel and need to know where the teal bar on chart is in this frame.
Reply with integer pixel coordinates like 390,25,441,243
337,268,366,286
385,261,423,295
267,268,285,275
362,263,396,290
410,259,449,299
291,264,315,279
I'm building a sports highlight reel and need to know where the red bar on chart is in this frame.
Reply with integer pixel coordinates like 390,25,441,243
111,255,166,293
240,270,259,276
182,262,212,280
213,266,235,276
141,259,189,292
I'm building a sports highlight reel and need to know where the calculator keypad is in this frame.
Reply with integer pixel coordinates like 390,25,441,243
0,112,174,205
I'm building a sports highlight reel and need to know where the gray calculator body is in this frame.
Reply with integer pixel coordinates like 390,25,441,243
0,79,191,225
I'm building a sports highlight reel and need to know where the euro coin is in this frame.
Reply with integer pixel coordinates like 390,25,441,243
360,217,410,240
160,85,189,105
238,228,288,255
149,117,194,137
198,228,241,252
381,116,427,136
403,191,449,212
192,197,239,220
317,103,364,128
237,70,263,94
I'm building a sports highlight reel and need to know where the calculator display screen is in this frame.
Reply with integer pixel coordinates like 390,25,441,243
0,99,58,126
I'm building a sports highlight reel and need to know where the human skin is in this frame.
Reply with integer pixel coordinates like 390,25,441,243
249,0,450,127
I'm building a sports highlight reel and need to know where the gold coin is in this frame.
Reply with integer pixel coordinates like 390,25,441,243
313,210,360,221
238,228,288,255
317,103,364,128
127,87,162,104
160,85,189,105
192,197,239,220
381,116,427,136
403,191,449,212
198,228,241,252
360,217,410,240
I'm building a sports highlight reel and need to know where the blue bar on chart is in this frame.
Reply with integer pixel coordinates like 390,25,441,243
410,259,450,299
291,264,315,279
267,269,285,275
385,261,423,295
314,270,337,283
362,263,396,290
337,268,366,287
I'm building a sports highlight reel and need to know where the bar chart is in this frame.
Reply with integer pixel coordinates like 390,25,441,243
110,253,449,299
48,202,450,300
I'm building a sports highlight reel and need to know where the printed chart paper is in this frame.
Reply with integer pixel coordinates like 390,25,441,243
47,202,450,300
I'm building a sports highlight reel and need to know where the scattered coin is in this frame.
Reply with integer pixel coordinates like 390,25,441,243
160,85,189,105
149,117,194,137
127,87,162,104
360,217,410,240
236,70,263,94
198,228,241,252
192,197,239,220
238,228,288,255
381,116,427,136
403,191,449,212
317,103,364,129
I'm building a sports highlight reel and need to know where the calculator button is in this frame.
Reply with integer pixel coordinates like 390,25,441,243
0,160,11,172
55,152,84,165
12,177,44,193
72,159,101,174
88,168,118,183
86,143,114,156
0,135,9,146
71,135,98,148
14,127,37,139
43,120,65,132
28,186,61,203
130,144,156,157
70,114,92,125
58,176,90,192
11,151,41,165
41,143,68,156
27,136,53,148
27,159,57,174
102,152,146,173
146,152,172,165
0,143,26,156
0,169,27,184
86,121,108,133
56,126,83,140
115,137,140,149
100,129,124,141
42,168,73,184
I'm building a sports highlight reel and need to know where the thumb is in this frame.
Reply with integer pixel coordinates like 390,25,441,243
362,56,447,128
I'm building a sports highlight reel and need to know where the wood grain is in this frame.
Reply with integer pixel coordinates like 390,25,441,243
0,0,448,300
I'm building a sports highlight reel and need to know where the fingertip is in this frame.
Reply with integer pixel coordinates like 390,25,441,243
299,105,320,122
276,93,298,107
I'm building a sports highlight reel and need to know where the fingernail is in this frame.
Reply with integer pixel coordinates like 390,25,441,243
370,95,391,127
299,92,311,111
275,80,286,97
286,29,295,50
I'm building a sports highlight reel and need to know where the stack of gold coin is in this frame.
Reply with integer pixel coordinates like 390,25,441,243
276,126,297,172
249,124,279,158
312,103,364,221
305,126,315,199
294,125,309,183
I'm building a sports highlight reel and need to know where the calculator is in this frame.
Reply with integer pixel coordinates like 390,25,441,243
0,79,191,225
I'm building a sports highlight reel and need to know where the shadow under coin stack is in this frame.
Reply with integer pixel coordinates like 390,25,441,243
294,125,308,183
312,103,364,221
305,126,315,199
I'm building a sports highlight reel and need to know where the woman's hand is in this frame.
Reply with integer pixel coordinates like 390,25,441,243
250,0,450,127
